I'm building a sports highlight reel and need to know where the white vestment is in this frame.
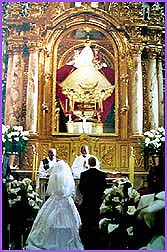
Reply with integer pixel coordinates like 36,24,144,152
71,154,100,179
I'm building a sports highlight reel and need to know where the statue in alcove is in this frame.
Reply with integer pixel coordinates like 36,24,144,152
56,39,115,133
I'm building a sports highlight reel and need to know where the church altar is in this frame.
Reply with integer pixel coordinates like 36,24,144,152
2,1,165,193
66,121,103,134
39,174,124,204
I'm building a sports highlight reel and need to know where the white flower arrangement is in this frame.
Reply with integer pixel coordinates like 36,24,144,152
2,124,29,153
8,177,42,210
139,127,165,155
99,178,140,234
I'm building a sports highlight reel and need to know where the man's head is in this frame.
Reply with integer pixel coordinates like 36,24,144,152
88,156,96,168
48,148,56,160
81,145,89,157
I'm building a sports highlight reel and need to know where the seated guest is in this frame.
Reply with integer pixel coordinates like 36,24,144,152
26,160,84,250
71,145,100,179
79,156,106,226
2,147,11,249
134,191,165,250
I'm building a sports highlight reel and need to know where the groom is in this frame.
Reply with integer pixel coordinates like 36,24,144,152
79,156,106,226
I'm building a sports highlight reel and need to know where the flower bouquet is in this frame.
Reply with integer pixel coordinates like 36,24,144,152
7,177,42,249
99,178,140,234
8,177,42,210
139,127,165,156
139,127,165,169
2,124,29,153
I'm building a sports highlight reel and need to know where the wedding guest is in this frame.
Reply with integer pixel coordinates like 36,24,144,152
2,147,11,249
26,160,84,250
147,153,165,194
134,191,165,250
71,145,100,179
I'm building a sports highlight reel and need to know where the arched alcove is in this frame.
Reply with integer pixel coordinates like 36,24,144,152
41,8,128,136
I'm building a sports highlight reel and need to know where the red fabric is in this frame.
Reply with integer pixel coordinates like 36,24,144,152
56,65,75,111
56,65,75,82
56,84,69,111
101,91,115,123
100,67,115,85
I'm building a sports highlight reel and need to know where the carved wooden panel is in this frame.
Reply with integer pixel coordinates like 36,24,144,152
119,144,129,171
21,145,34,171
100,143,116,171
54,143,70,162
39,143,50,161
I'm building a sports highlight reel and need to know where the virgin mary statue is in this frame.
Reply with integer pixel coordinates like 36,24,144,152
60,40,113,90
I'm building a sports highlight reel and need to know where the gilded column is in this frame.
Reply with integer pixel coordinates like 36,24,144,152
39,47,49,136
131,45,143,135
157,51,164,127
4,53,13,124
120,73,129,139
37,47,45,135
5,49,24,126
26,49,39,132
147,48,159,129
119,49,129,139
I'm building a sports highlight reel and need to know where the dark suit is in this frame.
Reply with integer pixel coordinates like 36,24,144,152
2,154,11,183
2,154,11,249
79,168,106,226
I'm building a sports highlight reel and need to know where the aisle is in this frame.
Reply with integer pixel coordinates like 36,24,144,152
79,224,109,250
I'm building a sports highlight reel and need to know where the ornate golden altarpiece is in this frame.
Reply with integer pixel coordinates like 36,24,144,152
2,2,165,188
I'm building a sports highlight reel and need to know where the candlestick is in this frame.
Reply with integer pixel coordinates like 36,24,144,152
32,145,38,184
69,114,72,122
129,147,135,185
32,145,36,183
65,99,68,112
100,99,103,112
35,150,39,183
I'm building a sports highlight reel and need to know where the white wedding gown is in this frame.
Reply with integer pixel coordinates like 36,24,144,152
26,161,84,250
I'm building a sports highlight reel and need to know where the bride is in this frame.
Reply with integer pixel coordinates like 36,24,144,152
26,160,84,250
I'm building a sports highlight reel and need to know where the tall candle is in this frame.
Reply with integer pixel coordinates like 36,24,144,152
65,99,68,112
100,99,103,112
69,114,72,122
129,147,135,184
35,149,39,183
32,145,38,184
32,145,36,183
